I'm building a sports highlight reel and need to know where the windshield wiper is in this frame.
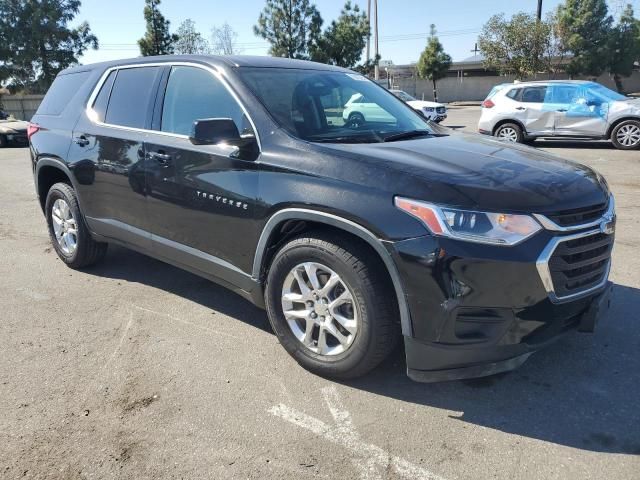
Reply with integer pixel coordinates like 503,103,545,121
310,136,379,144
383,130,445,142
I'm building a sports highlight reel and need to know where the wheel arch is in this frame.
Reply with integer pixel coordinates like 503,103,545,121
492,118,527,136
606,116,640,139
253,208,413,336
35,158,78,212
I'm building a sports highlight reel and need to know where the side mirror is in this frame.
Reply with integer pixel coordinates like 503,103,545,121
190,118,241,145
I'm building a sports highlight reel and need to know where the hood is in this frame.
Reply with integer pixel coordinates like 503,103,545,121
0,120,28,132
407,100,444,109
315,130,608,214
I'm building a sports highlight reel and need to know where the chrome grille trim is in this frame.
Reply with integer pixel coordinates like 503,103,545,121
534,195,614,232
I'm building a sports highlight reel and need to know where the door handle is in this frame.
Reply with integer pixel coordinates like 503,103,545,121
147,151,172,166
515,107,526,111
556,109,568,112
74,135,90,147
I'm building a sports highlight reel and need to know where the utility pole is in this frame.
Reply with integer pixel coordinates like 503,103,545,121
365,0,371,64
373,0,379,80
537,0,543,20
470,43,479,57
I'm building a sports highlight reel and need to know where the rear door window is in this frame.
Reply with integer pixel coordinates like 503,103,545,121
520,86,547,103
104,66,162,129
91,71,116,123
37,71,91,115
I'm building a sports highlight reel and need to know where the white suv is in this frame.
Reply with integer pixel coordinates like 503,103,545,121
390,90,447,123
478,80,640,150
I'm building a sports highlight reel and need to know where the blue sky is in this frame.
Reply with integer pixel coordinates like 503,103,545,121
77,0,638,66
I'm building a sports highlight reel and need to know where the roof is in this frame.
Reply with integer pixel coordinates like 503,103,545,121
510,80,594,86
64,55,351,74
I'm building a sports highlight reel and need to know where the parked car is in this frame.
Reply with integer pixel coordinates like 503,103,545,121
390,89,447,122
30,56,615,383
479,80,640,149
0,117,29,147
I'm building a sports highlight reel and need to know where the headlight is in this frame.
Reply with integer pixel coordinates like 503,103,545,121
395,197,542,246
423,107,435,112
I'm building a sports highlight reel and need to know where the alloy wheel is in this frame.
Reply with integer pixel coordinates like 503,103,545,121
281,262,358,356
497,127,518,142
616,124,640,148
51,198,78,255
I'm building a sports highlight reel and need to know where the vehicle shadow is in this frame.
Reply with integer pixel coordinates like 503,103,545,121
86,244,271,333
535,140,614,149
346,283,640,455
84,246,640,454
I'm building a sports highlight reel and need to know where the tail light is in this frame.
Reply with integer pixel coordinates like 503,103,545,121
482,99,495,108
27,123,40,140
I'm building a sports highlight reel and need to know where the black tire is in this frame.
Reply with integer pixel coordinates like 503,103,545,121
494,122,524,143
264,232,400,380
0,135,7,148
45,182,107,268
610,119,640,150
347,112,365,129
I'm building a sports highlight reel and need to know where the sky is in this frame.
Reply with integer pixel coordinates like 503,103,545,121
76,0,640,67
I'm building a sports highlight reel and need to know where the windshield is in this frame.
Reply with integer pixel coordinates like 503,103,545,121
237,68,433,143
587,83,627,102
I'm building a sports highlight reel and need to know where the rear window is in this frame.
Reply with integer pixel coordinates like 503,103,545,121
37,71,91,116
104,67,162,129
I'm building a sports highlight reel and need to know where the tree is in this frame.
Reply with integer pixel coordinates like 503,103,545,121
556,0,613,78
479,12,556,79
174,19,210,54
0,0,98,93
416,25,451,102
608,4,640,92
253,0,323,59
138,0,178,56
309,1,369,68
211,22,241,55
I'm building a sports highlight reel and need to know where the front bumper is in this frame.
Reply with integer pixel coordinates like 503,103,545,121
386,229,613,382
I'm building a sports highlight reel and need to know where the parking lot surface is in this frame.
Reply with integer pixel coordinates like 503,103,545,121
1,106,639,479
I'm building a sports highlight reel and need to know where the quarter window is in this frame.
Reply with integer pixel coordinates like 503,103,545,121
91,71,116,123
104,66,162,129
161,66,247,136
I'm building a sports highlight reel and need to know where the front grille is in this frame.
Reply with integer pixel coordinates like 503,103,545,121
436,106,446,114
546,202,607,227
549,232,613,297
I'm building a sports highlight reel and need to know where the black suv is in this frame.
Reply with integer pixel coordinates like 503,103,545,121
29,56,615,382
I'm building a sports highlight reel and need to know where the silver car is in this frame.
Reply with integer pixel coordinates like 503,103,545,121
478,80,640,150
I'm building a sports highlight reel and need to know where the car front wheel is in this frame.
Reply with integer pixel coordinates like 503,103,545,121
611,120,640,150
264,233,399,379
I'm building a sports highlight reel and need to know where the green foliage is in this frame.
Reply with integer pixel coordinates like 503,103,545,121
253,0,323,59
608,4,640,91
556,0,613,77
174,19,210,55
479,12,557,79
138,0,178,56
416,25,452,100
0,0,98,93
309,1,369,68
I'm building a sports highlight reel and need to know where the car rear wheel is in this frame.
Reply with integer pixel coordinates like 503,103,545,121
495,123,524,143
45,182,108,268
347,112,365,129
264,233,399,379
611,120,640,150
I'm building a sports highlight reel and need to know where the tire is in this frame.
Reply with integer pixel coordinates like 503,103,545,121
347,112,365,128
45,182,107,268
494,123,524,143
264,232,400,380
610,120,640,150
